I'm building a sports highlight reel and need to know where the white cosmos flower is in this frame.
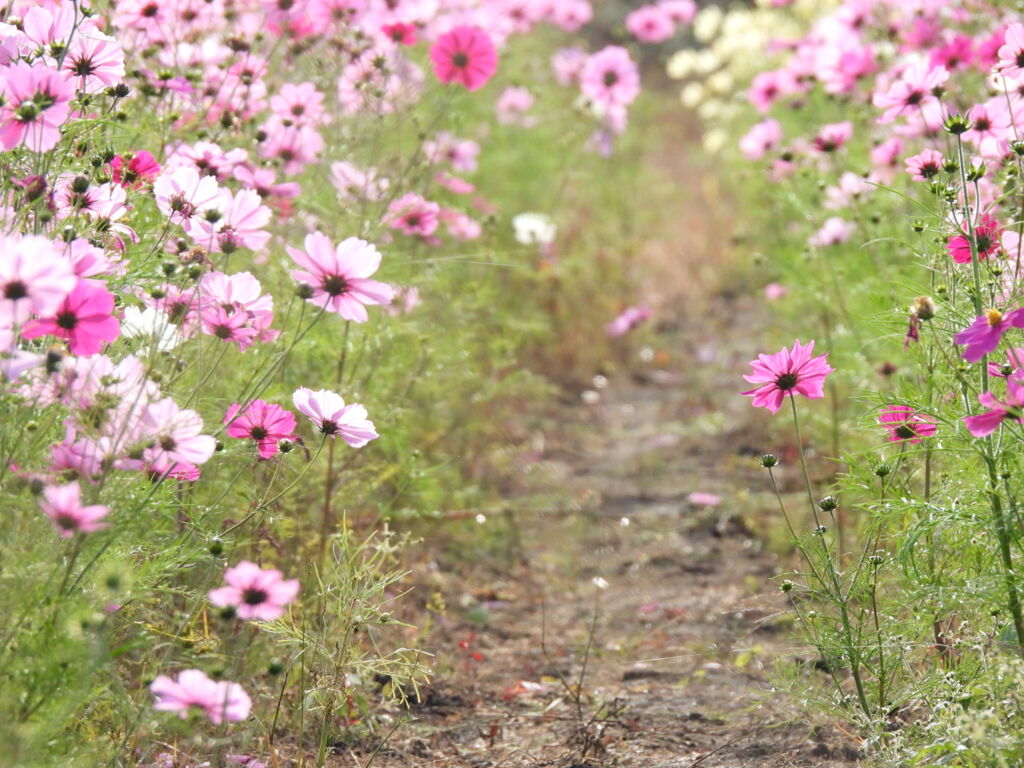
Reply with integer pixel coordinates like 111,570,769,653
512,212,556,246
122,306,182,352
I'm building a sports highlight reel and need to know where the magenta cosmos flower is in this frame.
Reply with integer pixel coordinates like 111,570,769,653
150,669,251,725
209,560,300,621
954,308,1024,363
580,46,641,108
224,400,297,459
38,481,109,538
292,387,379,447
741,339,833,414
878,405,937,443
22,280,121,356
964,374,1024,437
948,214,1001,264
430,26,498,92
287,232,394,323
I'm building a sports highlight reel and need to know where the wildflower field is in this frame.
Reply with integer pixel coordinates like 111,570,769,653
7,0,1024,766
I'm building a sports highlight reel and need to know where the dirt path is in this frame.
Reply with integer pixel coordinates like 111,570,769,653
334,295,862,767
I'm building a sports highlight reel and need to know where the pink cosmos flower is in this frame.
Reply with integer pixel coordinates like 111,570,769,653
872,62,948,124
741,339,833,414
808,217,855,247
948,214,1001,264
659,0,697,24
63,29,126,93
423,132,480,173
110,151,161,189
988,347,1024,378
0,235,76,325
209,561,300,621
139,397,217,471
764,283,788,300
964,374,1024,437
0,61,74,152
430,26,498,91
292,387,379,447
739,118,782,160
931,34,975,72
38,481,109,538
269,82,327,128
687,491,722,507
997,22,1024,79
224,400,297,459
606,306,652,337
955,308,1024,363
199,270,276,348
879,405,937,443
383,22,418,46
496,86,535,126
153,167,221,224
626,6,675,44
869,137,904,184
387,193,441,239
552,47,587,86
150,670,251,725
580,46,640,108
549,0,593,32
185,188,271,254
287,232,394,323
813,122,853,153
330,161,389,202
22,280,121,357
905,149,944,181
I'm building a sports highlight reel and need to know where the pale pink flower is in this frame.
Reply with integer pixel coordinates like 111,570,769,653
808,217,855,247
38,481,109,537
139,397,217,471
292,387,379,447
0,61,74,152
287,232,394,322
997,22,1024,79
150,669,251,725
387,193,441,239
739,118,782,160
905,148,944,181
626,5,675,44
580,46,640,108
0,235,76,325
209,561,300,621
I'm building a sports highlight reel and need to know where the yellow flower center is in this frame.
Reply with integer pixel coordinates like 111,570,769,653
987,309,1003,326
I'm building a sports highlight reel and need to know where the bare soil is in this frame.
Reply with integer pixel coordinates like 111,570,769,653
329,300,862,768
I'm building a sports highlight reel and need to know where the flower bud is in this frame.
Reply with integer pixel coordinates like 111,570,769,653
208,538,224,556
943,113,972,135
911,296,935,320
818,496,839,512
760,453,779,468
